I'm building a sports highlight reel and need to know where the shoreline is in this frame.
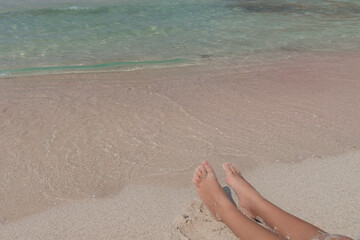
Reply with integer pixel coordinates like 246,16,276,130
1,50,360,239
0,58,191,79
2,48,357,79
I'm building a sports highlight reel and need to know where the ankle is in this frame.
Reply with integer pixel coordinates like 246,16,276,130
250,194,266,217
216,196,239,219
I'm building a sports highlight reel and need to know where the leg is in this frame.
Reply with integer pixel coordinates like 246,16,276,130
192,161,280,240
223,163,353,240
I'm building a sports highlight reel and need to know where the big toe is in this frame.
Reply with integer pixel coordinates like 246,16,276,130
201,161,214,175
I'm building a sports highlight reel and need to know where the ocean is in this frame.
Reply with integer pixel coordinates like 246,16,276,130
1,0,360,76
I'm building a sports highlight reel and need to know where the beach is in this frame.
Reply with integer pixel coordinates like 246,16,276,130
0,51,359,239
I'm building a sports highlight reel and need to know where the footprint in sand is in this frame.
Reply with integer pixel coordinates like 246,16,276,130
171,199,238,240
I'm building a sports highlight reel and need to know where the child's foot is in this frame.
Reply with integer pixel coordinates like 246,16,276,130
192,161,230,221
223,163,262,219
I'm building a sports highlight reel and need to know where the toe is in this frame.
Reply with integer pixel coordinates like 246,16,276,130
223,163,233,175
198,165,207,176
201,161,213,174
194,167,203,179
229,164,240,175
193,170,200,180
195,170,202,179
194,168,199,176
192,176,200,185
229,163,236,173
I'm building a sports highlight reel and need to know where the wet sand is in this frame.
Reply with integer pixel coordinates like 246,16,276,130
1,51,360,239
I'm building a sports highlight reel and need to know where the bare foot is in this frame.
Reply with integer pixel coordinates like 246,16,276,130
223,163,262,219
192,161,229,221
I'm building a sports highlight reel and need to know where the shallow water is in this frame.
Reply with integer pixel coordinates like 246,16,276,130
1,0,360,75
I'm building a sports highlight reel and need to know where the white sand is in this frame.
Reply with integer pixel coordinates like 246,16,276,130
1,51,360,239
1,151,358,239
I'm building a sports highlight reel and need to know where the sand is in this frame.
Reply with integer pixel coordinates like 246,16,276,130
1,51,360,239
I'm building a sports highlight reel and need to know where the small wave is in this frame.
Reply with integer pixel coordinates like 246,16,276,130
0,5,111,18
11,6,113,17
46,6,110,15
60,6,91,11
0,59,188,76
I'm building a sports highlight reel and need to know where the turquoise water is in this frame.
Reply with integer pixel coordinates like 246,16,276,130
1,0,360,75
